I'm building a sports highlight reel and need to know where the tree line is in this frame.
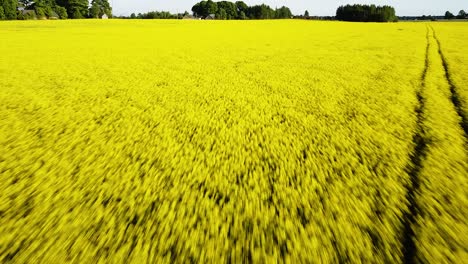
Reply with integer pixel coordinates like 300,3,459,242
120,10,192,20
0,0,111,20
119,1,293,20
2,1,467,21
400,10,467,21
191,1,292,20
444,10,467,19
0,0,293,20
336,4,397,22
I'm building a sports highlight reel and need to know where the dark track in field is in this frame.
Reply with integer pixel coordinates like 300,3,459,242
431,26,468,140
400,26,430,264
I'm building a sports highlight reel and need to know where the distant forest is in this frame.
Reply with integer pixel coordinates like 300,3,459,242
336,4,397,22
191,0,292,19
0,0,111,20
124,1,292,20
1,0,467,21
444,10,467,20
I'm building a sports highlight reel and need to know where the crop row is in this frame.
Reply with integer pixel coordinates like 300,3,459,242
409,26,468,263
431,23,468,135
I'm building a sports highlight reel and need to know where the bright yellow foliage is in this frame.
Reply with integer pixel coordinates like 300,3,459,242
432,23,468,129
0,20,466,263
413,25,468,263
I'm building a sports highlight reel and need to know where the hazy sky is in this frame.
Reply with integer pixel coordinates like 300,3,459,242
111,0,467,16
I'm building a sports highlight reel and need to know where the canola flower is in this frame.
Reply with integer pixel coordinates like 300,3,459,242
431,23,468,136
412,26,468,263
0,20,466,263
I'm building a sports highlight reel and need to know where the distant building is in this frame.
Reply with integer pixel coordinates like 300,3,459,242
205,14,215,20
22,10,37,19
49,11,59,20
182,14,196,20
101,14,109,19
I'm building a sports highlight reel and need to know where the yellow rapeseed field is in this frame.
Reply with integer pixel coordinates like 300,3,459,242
0,20,466,263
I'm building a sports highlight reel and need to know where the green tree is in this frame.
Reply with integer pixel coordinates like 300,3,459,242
35,7,46,18
217,1,236,19
30,0,53,19
0,6,5,20
192,0,217,17
191,2,203,17
130,12,136,19
238,10,246,20
24,10,36,19
304,10,309,17
235,1,247,13
0,0,17,20
216,8,226,19
56,0,89,18
89,1,99,17
192,0,293,20
16,9,24,19
445,11,455,19
457,10,466,19
56,5,68,18
89,0,112,18
45,6,55,17
247,4,275,19
336,4,396,22
206,0,218,15
275,6,292,19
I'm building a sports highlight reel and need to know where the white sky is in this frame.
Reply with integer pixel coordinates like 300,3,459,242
110,0,467,16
